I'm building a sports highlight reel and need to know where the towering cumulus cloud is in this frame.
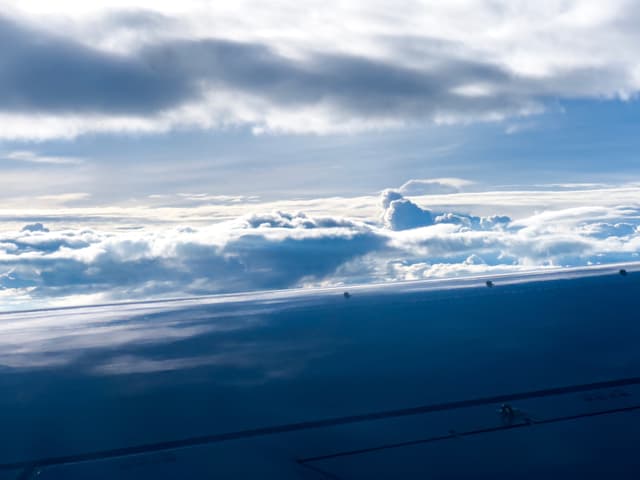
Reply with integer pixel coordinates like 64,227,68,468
381,189,510,231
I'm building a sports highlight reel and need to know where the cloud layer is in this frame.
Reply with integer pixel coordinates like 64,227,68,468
2,185,640,310
2,1,640,138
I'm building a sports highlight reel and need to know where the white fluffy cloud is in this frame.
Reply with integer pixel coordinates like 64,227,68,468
381,188,510,230
2,183,640,310
1,1,640,138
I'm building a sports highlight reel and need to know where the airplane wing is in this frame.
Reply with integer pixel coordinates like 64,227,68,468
0,264,639,478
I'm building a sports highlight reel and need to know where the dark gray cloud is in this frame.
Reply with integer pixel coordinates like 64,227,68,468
0,14,534,123
0,16,193,114
2,4,640,138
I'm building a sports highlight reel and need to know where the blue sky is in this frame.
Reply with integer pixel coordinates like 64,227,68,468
2,100,640,202
1,1,640,309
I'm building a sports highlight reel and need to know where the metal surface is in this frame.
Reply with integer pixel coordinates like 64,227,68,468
0,264,639,477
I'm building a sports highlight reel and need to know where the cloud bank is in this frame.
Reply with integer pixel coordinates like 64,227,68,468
2,1,640,138
2,185,640,310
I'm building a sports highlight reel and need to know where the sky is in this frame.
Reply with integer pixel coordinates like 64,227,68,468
1,0,640,310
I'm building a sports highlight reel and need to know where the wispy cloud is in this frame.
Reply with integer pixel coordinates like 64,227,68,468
504,121,537,135
399,178,474,196
5,150,84,165
35,193,91,202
